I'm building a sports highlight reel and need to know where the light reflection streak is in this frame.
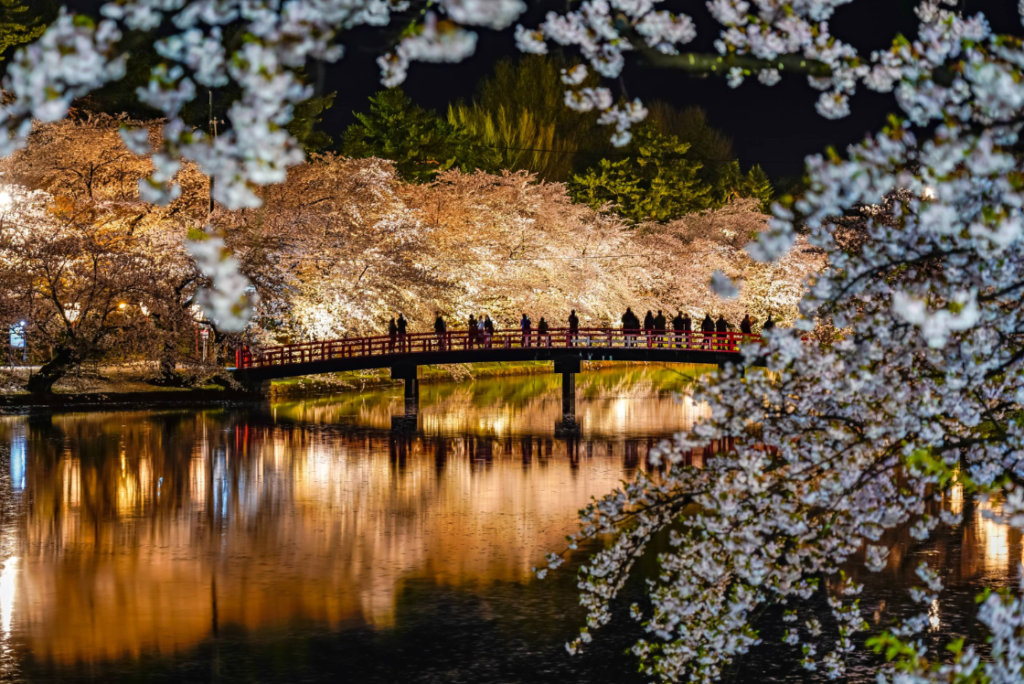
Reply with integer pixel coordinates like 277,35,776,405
0,557,16,639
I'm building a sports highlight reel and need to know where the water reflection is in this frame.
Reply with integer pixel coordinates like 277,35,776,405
0,366,710,671
0,365,1018,683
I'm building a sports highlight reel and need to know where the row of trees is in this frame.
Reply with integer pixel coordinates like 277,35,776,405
0,115,814,393
342,56,773,222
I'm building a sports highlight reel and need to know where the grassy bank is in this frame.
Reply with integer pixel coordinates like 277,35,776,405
1,360,626,407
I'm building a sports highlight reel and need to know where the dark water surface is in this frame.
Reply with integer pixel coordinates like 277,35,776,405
0,365,1018,683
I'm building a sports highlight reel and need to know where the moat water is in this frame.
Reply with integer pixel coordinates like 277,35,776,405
0,364,1017,682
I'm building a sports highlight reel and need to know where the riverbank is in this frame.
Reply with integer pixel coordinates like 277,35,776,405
0,360,623,410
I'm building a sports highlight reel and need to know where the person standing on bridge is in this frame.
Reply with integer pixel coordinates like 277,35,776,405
568,309,579,347
671,311,684,348
388,317,398,353
716,314,729,351
521,313,532,348
653,310,667,347
468,314,478,349
740,315,753,335
397,313,408,352
622,307,638,347
701,314,715,350
483,315,494,347
763,314,775,332
537,317,550,347
434,312,447,351
643,310,655,348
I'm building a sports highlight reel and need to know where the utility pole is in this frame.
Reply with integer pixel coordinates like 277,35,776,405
208,91,221,219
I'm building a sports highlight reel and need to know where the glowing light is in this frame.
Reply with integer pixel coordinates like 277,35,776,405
928,599,940,631
118,302,127,310
0,190,12,209
0,557,17,638
922,186,937,200
65,303,80,323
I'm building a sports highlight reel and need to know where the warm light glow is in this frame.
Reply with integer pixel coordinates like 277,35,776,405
118,302,127,310
0,190,12,209
922,185,937,200
0,557,17,638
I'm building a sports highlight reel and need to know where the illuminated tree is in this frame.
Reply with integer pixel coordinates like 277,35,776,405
343,89,499,183
0,0,54,61
448,55,603,181
570,124,709,223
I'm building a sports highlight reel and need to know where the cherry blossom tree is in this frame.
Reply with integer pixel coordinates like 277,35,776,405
5,0,1024,681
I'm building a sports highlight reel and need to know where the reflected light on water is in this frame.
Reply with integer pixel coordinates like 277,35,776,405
0,557,16,639
9,429,24,493
979,499,1010,575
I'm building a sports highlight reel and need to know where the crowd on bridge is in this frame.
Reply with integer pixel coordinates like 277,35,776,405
382,308,775,353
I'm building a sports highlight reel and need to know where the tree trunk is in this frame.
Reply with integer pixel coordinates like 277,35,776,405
158,353,179,385
25,346,77,394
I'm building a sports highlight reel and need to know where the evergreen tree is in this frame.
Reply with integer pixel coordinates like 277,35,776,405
569,124,709,224
450,55,604,181
448,102,571,181
742,165,773,210
0,0,55,62
286,91,336,153
343,89,500,183
646,102,773,208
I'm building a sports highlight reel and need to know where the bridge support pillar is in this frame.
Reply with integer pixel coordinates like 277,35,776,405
391,364,420,432
236,377,271,397
554,357,582,437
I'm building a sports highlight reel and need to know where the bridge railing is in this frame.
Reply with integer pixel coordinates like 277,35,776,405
236,328,762,370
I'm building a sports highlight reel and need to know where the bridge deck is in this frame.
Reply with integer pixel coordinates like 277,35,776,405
235,328,759,382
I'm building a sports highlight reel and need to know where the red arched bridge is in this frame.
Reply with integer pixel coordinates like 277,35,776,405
233,327,760,432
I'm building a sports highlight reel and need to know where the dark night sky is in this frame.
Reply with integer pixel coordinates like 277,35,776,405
62,0,1023,179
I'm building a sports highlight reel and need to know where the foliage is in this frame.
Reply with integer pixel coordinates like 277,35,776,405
448,55,603,181
343,89,500,183
0,0,55,62
286,90,336,153
0,115,278,389
569,124,709,223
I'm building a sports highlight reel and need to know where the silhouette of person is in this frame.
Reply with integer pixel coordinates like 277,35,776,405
701,314,715,350
643,310,655,347
468,314,477,348
568,309,579,347
537,317,550,346
716,315,729,350
397,313,408,351
763,314,775,332
388,317,398,353
521,313,532,347
671,310,684,348
434,312,447,351
653,310,667,347
622,307,638,347
740,315,753,335
484,315,495,347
